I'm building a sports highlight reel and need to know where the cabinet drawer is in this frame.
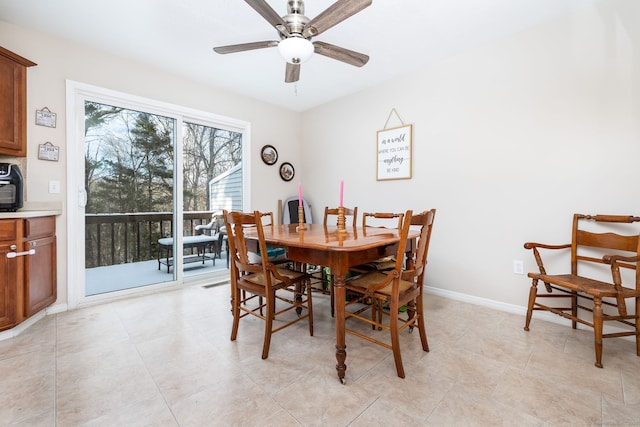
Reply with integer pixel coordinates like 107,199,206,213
0,219,18,241
24,216,55,239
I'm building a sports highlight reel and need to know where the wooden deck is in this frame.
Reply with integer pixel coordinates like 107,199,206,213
85,250,230,296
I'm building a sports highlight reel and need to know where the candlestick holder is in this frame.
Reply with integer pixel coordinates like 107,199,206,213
296,206,307,232
337,206,347,235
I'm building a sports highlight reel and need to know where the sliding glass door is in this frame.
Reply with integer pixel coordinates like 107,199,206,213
67,81,249,305
84,102,178,295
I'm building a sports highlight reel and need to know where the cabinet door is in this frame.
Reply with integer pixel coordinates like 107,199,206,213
0,241,18,330
24,234,56,317
0,54,27,156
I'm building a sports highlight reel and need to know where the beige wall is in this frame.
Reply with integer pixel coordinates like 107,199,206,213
1,0,638,314
299,1,640,309
0,21,304,307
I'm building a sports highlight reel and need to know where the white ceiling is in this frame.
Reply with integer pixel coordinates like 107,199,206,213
0,0,601,111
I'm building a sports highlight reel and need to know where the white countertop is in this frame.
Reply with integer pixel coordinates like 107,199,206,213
0,209,62,219
0,202,62,219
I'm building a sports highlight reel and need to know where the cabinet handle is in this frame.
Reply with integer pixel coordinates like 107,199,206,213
6,249,36,258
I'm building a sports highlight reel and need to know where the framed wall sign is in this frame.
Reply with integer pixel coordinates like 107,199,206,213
38,141,60,161
35,107,57,128
376,124,412,180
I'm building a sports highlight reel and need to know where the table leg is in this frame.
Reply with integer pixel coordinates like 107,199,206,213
333,273,347,384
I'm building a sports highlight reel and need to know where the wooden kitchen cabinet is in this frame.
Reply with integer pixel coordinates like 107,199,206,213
23,216,56,317
0,46,37,157
0,216,56,331
0,219,21,330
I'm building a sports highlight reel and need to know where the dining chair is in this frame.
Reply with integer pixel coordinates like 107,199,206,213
358,211,405,271
317,206,359,316
250,212,288,264
223,210,314,359
324,206,358,228
344,209,436,378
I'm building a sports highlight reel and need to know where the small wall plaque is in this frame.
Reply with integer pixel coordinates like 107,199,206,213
35,107,57,128
38,142,59,161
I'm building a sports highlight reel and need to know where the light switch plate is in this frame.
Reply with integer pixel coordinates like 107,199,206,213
49,180,60,194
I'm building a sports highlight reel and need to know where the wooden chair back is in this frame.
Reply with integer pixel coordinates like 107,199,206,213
358,210,413,294
390,210,414,273
324,206,358,227
571,214,640,277
402,209,436,285
572,214,640,313
223,210,271,282
260,211,275,227
362,212,404,234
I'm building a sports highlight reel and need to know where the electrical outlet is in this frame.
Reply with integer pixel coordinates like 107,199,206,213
513,260,524,275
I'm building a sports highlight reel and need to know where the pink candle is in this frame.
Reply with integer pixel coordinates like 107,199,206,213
339,180,344,207
298,183,303,207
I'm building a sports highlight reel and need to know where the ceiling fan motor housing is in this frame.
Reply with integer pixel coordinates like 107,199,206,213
283,0,310,37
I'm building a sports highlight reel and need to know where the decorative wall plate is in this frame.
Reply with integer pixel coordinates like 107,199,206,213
261,144,278,165
279,162,295,181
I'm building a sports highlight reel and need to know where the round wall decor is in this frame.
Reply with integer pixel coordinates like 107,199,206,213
261,145,278,165
279,162,295,181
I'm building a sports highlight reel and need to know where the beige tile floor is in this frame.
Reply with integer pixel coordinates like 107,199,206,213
1,283,639,427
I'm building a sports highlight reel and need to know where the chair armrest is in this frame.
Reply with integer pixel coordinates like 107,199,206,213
524,242,571,250
523,242,571,292
602,253,640,317
602,254,640,265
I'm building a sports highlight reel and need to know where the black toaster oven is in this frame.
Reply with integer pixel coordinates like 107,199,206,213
0,163,23,211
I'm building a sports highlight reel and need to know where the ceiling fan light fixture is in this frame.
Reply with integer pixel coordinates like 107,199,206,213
278,37,313,64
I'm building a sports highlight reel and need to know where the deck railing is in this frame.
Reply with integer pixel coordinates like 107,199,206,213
85,211,214,268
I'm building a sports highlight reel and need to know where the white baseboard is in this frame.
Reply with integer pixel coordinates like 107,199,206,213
46,302,68,315
424,285,636,339
0,311,47,341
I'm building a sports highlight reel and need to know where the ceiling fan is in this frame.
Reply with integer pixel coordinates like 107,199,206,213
213,0,372,83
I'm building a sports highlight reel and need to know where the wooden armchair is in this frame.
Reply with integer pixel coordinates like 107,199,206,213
344,209,436,378
224,210,314,359
524,213,640,368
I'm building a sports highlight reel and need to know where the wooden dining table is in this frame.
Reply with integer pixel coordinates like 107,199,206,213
248,222,414,383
